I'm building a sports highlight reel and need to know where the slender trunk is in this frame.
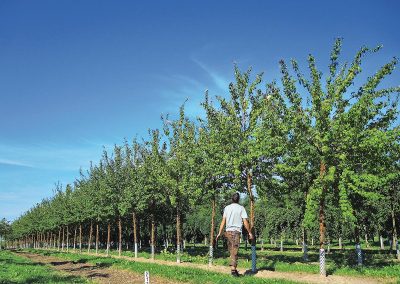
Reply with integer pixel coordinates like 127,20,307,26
66,226,69,252
318,161,327,276
95,223,99,255
73,226,77,251
106,223,111,256
61,226,65,251
339,237,342,250
118,217,122,256
392,206,398,253
380,235,384,250
247,171,255,232
355,224,362,265
88,221,93,253
391,201,399,259
209,196,216,266
247,170,257,272
133,212,138,258
57,227,61,251
176,208,181,263
151,214,155,260
364,225,369,247
303,228,309,261
79,223,82,252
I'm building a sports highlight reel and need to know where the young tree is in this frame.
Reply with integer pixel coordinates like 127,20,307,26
282,39,400,275
163,105,197,263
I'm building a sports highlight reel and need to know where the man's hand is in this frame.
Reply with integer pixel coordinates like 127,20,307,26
248,232,254,240
216,233,221,241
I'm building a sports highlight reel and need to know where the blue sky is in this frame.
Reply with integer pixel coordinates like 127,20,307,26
1,0,399,220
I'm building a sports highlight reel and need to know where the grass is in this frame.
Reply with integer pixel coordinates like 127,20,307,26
24,249,298,284
80,241,400,280
0,250,89,284
20,239,400,282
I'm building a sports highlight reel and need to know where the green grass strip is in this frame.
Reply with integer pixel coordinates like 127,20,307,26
0,250,89,284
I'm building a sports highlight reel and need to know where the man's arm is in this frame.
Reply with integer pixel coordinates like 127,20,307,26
215,217,226,240
243,218,253,239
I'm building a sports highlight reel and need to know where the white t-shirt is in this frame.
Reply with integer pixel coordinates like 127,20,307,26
223,203,248,232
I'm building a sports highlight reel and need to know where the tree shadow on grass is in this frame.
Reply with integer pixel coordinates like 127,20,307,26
23,274,87,283
2,258,46,266
95,262,112,268
50,261,70,266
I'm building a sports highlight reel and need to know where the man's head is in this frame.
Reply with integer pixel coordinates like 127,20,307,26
232,192,240,203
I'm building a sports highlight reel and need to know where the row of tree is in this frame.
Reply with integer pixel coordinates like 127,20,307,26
5,39,400,275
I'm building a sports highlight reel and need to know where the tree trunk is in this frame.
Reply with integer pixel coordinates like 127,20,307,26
151,214,155,260
96,223,99,255
247,171,255,231
88,221,93,253
364,224,369,247
380,235,384,250
176,209,181,263
354,224,363,266
61,226,65,251
79,223,82,252
303,228,309,261
58,227,61,251
318,161,327,276
392,206,397,252
118,217,122,256
209,196,216,266
73,226,77,251
106,223,111,256
66,226,69,252
391,203,399,259
247,170,257,272
133,212,138,258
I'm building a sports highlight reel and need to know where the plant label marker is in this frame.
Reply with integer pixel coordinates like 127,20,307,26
356,244,362,266
251,245,257,272
319,248,326,277
144,271,150,284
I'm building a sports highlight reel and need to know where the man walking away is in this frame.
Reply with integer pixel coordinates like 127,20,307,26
216,192,253,277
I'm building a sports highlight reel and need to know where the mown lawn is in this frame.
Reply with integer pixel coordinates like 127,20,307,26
0,250,89,284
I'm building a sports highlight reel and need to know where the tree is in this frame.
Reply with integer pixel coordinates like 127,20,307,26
281,39,399,275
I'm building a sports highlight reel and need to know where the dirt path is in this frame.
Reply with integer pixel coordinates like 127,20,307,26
94,252,397,284
19,250,396,284
16,251,179,284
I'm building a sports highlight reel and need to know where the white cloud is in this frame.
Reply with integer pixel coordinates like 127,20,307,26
191,58,230,92
0,140,109,172
0,158,34,168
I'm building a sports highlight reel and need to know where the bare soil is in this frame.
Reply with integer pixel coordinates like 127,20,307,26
16,251,180,284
